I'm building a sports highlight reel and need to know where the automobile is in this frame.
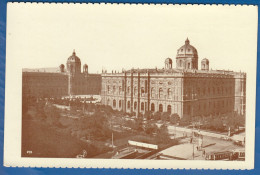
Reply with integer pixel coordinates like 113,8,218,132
220,136,231,141
234,140,243,146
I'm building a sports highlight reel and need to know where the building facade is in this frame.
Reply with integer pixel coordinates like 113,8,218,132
101,39,246,118
22,50,101,98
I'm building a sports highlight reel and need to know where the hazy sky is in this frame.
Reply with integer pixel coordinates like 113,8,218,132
7,3,258,73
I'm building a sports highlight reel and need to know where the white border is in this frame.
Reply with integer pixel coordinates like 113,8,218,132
4,3,257,169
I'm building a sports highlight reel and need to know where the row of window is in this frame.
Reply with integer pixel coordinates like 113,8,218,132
185,86,233,97
107,86,234,99
111,99,174,113
186,100,233,115
107,86,178,99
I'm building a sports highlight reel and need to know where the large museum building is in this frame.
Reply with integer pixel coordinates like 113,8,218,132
22,50,101,98
101,39,246,118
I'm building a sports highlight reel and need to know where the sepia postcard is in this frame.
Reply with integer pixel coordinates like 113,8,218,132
4,3,258,169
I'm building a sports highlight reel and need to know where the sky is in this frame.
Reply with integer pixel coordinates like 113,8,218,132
6,3,258,73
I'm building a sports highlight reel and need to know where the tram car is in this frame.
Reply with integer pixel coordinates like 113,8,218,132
205,151,233,160
232,149,245,161
205,149,245,161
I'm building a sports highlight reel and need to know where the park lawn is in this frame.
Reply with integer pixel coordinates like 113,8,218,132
22,104,114,158
22,118,88,158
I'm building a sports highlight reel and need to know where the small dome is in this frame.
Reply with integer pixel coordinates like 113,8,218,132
67,50,81,63
165,58,172,64
176,38,198,57
59,64,65,72
202,58,209,63
83,64,88,68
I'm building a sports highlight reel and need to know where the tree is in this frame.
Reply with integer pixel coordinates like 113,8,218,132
236,114,245,127
156,124,170,143
44,106,61,126
144,111,152,120
211,117,224,131
153,111,161,121
132,117,143,131
161,112,170,122
179,114,191,126
144,121,158,135
170,113,180,124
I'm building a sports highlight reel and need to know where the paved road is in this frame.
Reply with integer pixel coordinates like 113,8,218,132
158,123,245,142
159,133,244,160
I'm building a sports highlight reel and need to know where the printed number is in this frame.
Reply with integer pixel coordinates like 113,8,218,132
27,150,32,154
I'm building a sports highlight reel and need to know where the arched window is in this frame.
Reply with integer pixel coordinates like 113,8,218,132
167,105,171,113
151,87,155,98
127,86,131,95
167,88,172,98
107,86,110,94
197,88,200,96
119,86,122,94
113,99,116,108
179,60,182,67
141,102,144,111
134,87,137,96
119,100,122,108
141,87,145,96
107,99,110,105
188,62,191,69
159,104,163,112
127,101,130,109
159,88,163,98
134,102,137,110
113,86,116,94
151,103,155,112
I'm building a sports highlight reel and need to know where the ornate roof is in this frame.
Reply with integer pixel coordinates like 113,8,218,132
67,50,81,63
201,58,209,63
176,38,198,57
165,57,172,63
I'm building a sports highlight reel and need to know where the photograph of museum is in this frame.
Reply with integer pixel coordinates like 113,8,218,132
20,38,247,161
101,38,246,118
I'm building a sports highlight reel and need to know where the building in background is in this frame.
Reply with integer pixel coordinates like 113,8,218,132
101,39,246,118
22,50,101,98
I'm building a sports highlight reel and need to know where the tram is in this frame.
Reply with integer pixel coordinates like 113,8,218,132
205,149,245,161
205,151,232,160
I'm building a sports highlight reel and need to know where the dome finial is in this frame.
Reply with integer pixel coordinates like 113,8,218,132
73,49,76,55
185,38,190,45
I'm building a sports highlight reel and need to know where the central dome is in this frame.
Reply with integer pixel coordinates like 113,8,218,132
176,38,198,57
67,50,81,63
175,38,198,70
